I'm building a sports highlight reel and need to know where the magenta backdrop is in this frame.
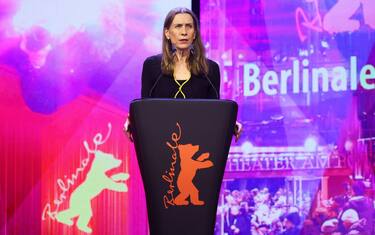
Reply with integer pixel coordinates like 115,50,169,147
1,1,189,234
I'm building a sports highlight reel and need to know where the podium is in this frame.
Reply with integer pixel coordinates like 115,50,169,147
130,99,237,235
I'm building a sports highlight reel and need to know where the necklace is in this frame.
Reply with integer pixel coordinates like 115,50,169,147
173,76,190,99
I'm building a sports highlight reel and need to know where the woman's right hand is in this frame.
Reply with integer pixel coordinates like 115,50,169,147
123,115,134,142
234,121,242,142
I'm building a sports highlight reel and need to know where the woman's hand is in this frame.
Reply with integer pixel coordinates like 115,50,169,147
234,121,242,142
123,115,134,142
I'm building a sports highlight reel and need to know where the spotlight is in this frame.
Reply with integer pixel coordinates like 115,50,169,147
344,140,353,152
241,141,254,154
321,40,329,49
304,136,318,152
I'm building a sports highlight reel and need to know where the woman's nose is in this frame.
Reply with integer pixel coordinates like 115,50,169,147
180,27,187,35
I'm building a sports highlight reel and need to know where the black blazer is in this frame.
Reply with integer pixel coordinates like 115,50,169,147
141,54,220,99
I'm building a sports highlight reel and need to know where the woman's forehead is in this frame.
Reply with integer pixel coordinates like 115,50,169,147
172,13,194,24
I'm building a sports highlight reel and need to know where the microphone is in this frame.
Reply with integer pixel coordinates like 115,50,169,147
189,44,194,55
148,72,162,98
171,44,177,54
204,74,219,99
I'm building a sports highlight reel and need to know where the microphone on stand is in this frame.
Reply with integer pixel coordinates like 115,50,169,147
148,72,162,98
171,44,177,54
204,74,219,99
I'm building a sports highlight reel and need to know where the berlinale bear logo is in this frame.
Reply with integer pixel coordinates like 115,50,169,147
174,144,213,206
162,122,214,208
56,151,129,233
42,123,130,234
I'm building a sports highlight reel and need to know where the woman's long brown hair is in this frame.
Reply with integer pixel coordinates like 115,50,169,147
161,7,208,76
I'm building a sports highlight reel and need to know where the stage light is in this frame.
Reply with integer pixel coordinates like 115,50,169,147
304,136,318,152
344,140,353,152
271,114,284,121
298,48,308,57
241,141,254,154
321,40,329,49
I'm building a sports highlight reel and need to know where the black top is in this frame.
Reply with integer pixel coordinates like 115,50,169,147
141,54,220,99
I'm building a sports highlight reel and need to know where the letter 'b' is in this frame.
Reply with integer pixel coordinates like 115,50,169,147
244,64,260,96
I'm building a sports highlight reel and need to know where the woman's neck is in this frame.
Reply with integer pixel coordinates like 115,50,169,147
175,49,190,62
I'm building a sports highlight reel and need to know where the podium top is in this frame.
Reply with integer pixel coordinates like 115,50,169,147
130,98,237,105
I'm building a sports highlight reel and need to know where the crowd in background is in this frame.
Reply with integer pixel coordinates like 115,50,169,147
215,181,374,235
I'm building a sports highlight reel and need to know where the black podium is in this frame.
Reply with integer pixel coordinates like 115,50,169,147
130,99,237,235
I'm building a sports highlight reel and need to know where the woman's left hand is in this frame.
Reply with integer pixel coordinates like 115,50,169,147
234,121,242,142
123,114,134,142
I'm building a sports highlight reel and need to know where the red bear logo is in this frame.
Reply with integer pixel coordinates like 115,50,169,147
174,144,213,206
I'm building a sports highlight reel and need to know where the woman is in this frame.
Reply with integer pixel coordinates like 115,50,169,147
125,7,241,139
142,7,219,99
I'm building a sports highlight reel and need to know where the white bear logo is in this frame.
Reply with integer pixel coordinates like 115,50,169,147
55,151,129,233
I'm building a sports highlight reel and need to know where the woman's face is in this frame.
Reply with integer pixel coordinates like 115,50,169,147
165,13,195,52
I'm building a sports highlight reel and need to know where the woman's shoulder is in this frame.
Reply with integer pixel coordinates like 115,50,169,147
144,54,162,65
206,58,220,71
206,58,220,76
206,58,219,67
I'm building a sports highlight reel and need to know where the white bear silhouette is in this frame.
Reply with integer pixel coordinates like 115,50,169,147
56,151,129,233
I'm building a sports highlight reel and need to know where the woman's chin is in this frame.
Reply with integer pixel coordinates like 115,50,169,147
175,45,191,51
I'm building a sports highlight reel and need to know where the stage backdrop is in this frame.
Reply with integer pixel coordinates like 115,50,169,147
0,1,190,235
201,0,375,234
1,0,375,234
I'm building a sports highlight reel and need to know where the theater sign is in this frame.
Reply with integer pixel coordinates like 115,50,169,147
225,146,351,178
